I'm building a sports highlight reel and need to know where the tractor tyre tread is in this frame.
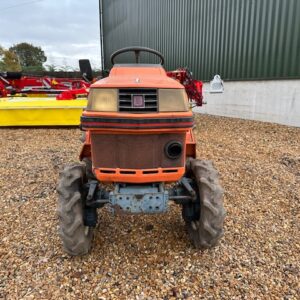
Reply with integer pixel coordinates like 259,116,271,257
187,159,226,249
57,163,93,256
82,157,96,180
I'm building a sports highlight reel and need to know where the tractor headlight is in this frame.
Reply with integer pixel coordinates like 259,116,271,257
159,89,189,112
87,88,118,111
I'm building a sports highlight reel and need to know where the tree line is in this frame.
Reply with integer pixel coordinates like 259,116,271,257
0,42,79,73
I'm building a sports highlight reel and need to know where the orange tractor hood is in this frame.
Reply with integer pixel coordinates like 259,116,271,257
92,64,184,89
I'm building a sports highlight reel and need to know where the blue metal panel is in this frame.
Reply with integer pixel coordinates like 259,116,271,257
101,0,300,80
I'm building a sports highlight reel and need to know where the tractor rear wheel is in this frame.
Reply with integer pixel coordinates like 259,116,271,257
57,163,93,255
183,159,226,249
82,157,96,180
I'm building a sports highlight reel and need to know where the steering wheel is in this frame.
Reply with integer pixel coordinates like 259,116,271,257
110,46,164,65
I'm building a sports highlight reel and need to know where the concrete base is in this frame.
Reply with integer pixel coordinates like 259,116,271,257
194,80,300,127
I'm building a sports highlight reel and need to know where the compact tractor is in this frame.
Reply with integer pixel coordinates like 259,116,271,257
57,47,225,255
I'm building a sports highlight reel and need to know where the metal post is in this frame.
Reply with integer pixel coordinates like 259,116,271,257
99,0,105,72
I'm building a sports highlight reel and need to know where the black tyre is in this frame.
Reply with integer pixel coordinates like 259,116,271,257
79,132,86,143
183,159,226,249
57,163,93,255
82,157,96,180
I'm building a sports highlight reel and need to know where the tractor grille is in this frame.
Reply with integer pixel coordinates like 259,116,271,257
118,89,158,112
91,133,185,169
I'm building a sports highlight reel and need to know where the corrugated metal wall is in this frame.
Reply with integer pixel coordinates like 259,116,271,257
102,0,300,81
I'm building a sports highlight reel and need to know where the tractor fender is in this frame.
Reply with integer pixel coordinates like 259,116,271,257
79,131,91,160
185,129,196,158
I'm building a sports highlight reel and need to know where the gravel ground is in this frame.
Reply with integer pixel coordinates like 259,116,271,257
0,114,299,300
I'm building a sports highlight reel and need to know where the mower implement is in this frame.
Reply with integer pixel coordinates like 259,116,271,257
0,97,87,126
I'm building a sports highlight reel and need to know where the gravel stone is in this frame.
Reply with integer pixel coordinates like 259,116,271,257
0,115,299,299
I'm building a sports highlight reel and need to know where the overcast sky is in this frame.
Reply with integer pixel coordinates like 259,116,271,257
0,0,101,70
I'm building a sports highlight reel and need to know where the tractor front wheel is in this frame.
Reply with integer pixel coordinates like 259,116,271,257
57,163,93,255
183,159,226,249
